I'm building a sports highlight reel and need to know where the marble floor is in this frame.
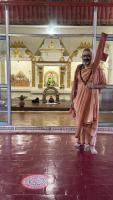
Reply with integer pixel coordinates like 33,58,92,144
0,133,113,200
12,111,113,126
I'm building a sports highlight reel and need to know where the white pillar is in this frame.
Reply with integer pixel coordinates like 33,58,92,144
5,5,11,125
92,1,98,60
108,45,113,84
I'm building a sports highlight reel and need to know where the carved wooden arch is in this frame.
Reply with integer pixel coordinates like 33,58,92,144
42,87,59,103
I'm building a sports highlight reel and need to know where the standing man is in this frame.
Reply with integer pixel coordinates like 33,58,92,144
70,48,107,154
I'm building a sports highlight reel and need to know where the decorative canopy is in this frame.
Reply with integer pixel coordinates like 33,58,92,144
0,0,113,25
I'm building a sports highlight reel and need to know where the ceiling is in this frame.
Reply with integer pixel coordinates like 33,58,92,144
0,1,113,26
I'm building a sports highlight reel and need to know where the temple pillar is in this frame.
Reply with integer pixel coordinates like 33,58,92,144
0,61,5,84
67,63,71,88
32,60,35,87
38,65,43,88
60,66,65,88
107,46,113,84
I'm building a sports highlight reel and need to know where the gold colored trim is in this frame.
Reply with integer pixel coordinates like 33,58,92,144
32,61,35,87
10,41,26,48
44,70,59,87
67,63,71,88
60,66,65,88
38,66,43,88
10,41,34,60
48,40,55,49
68,42,92,61
36,61,68,64
40,48,64,52
25,49,34,60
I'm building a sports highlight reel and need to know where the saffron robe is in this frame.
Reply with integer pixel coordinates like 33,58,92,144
71,64,107,137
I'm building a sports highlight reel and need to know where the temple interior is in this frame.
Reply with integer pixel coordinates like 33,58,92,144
1,26,113,125
1,1,113,199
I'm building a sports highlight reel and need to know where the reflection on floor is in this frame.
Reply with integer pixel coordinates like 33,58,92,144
12,111,113,126
0,133,113,200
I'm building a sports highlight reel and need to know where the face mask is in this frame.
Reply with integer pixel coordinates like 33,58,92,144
82,55,91,65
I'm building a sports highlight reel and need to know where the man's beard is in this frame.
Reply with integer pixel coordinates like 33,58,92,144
82,58,91,65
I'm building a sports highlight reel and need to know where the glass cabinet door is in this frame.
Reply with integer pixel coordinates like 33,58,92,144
99,87,113,127
0,87,8,125
0,36,9,125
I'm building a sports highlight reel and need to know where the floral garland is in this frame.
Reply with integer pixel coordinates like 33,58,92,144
80,65,92,85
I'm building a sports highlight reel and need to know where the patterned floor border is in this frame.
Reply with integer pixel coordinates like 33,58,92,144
0,126,113,134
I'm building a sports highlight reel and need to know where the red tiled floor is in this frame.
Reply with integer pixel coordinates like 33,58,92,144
0,134,113,200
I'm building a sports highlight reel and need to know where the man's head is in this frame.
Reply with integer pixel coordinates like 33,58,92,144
82,48,92,66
